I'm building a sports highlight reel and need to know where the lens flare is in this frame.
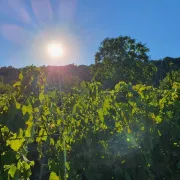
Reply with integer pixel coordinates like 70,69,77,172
47,43,63,58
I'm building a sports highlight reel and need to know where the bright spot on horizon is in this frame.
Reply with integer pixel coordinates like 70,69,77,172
47,43,63,58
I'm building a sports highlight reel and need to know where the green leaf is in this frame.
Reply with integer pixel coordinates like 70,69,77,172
15,102,21,109
7,139,25,151
22,105,27,115
26,104,33,114
141,126,145,131
19,73,23,80
13,81,21,87
103,98,110,109
8,165,16,178
49,172,60,180
80,81,86,89
39,92,44,103
25,120,33,137
97,108,104,121
155,115,162,123
22,104,32,115
157,130,161,136
50,138,55,145
65,162,70,170
72,104,77,114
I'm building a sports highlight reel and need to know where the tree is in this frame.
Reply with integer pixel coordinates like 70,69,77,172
152,57,180,85
93,36,157,88
160,70,180,89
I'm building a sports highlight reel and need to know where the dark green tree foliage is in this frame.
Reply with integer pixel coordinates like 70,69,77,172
0,65,93,92
0,82,12,94
160,70,180,89
1,56,180,90
93,36,157,88
43,64,92,92
151,57,180,85
0,66,19,84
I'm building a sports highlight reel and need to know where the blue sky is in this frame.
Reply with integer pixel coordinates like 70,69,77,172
0,0,180,67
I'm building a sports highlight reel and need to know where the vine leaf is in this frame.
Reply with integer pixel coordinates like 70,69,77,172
19,73,23,80
15,102,21,109
8,165,16,178
39,92,44,103
7,139,25,152
49,172,60,180
13,82,21,87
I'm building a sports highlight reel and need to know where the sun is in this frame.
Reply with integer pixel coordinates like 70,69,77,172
47,43,63,58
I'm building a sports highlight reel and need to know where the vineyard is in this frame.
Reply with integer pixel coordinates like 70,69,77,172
0,65,180,180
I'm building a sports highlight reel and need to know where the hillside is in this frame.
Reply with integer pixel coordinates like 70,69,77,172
1,57,180,90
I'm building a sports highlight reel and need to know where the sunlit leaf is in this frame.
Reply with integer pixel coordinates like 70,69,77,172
7,139,24,152
8,165,16,178
19,73,23,80
157,130,161,136
65,162,70,170
98,108,104,121
50,138,55,145
49,172,60,180
13,81,21,87
39,92,44,103
15,102,21,109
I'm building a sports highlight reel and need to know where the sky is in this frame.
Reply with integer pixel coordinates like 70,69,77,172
0,0,180,67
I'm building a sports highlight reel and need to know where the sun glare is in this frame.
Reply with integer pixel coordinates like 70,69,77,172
47,43,63,58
